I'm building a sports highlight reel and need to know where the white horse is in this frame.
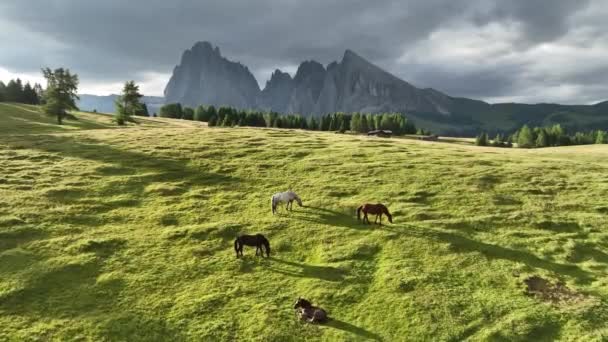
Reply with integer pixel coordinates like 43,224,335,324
271,190,303,214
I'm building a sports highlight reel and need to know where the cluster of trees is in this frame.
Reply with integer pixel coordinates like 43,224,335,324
475,133,513,148
476,124,607,148
159,103,419,135
0,79,43,104
350,113,416,135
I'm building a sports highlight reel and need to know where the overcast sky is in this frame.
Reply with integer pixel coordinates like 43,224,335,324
1,0,607,104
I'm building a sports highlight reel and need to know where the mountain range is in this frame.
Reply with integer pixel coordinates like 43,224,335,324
83,41,608,135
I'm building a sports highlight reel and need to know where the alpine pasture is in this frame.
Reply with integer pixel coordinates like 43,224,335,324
1,103,608,341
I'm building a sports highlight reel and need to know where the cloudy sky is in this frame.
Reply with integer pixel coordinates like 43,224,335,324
1,0,607,104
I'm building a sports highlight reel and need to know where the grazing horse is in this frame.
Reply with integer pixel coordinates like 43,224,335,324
234,234,270,258
357,203,393,225
293,298,328,324
271,190,303,214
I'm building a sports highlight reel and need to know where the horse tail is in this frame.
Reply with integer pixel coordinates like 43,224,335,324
356,205,363,220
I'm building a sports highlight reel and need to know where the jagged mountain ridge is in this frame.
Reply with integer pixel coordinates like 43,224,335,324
163,41,455,116
163,41,608,134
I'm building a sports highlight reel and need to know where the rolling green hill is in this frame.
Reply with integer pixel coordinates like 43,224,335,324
422,98,608,136
1,104,608,340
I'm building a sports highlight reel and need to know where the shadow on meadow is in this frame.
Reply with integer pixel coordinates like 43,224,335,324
267,257,347,282
287,206,369,230
0,243,124,316
413,228,596,285
2,134,240,224
326,318,383,341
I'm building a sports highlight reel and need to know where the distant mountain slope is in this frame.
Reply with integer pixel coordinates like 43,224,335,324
77,94,165,115
162,41,608,134
164,42,260,109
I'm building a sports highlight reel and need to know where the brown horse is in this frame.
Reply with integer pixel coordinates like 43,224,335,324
357,203,393,225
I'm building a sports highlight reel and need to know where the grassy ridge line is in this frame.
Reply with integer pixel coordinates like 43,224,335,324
0,105,608,340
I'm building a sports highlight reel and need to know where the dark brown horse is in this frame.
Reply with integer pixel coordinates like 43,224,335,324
357,203,393,225
234,234,270,258
293,298,328,323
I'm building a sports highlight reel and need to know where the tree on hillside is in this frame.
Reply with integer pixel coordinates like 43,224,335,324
0,81,6,102
535,130,548,147
475,132,488,146
115,81,144,125
135,103,149,117
159,103,183,119
517,125,534,148
182,107,194,120
596,130,607,144
33,83,44,104
360,114,369,133
194,105,206,121
42,68,79,124
22,82,39,104
5,79,24,102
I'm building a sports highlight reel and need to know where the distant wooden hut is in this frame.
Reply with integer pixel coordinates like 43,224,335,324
367,130,392,137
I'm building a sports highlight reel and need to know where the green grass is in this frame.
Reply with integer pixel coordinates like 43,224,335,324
1,105,608,340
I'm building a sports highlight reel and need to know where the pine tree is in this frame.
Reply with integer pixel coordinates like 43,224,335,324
194,105,206,121
475,132,488,146
596,130,607,144
42,68,79,124
135,103,149,117
6,79,23,102
535,130,548,148
159,103,182,118
114,80,143,125
0,81,6,102
182,107,194,120
350,113,361,132
517,125,534,148
360,114,369,133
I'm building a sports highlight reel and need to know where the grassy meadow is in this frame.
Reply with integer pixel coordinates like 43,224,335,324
1,103,608,341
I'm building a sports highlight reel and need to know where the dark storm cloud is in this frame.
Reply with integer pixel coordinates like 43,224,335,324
0,0,605,103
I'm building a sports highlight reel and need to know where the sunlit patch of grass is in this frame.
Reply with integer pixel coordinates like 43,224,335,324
1,105,608,340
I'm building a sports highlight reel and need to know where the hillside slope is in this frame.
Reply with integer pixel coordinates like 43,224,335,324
1,106,608,340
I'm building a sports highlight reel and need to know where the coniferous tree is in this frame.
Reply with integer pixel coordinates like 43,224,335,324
0,81,6,101
159,103,183,118
5,79,23,102
135,103,149,117
22,82,38,104
33,83,44,104
475,132,489,146
360,114,369,133
596,130,607,144
182,107,194,120
194,105,206,121
115,81,144,125
517,125,534,148
42,68,79,124
535,130,548,148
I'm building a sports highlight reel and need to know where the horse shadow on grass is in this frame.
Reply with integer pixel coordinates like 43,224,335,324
266,257,346,282
287,206,370,231
326,318,383,341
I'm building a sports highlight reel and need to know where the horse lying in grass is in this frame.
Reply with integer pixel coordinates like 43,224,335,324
357,203,393,225
271,190,303,214
294,297,328,324
234,234,270,258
